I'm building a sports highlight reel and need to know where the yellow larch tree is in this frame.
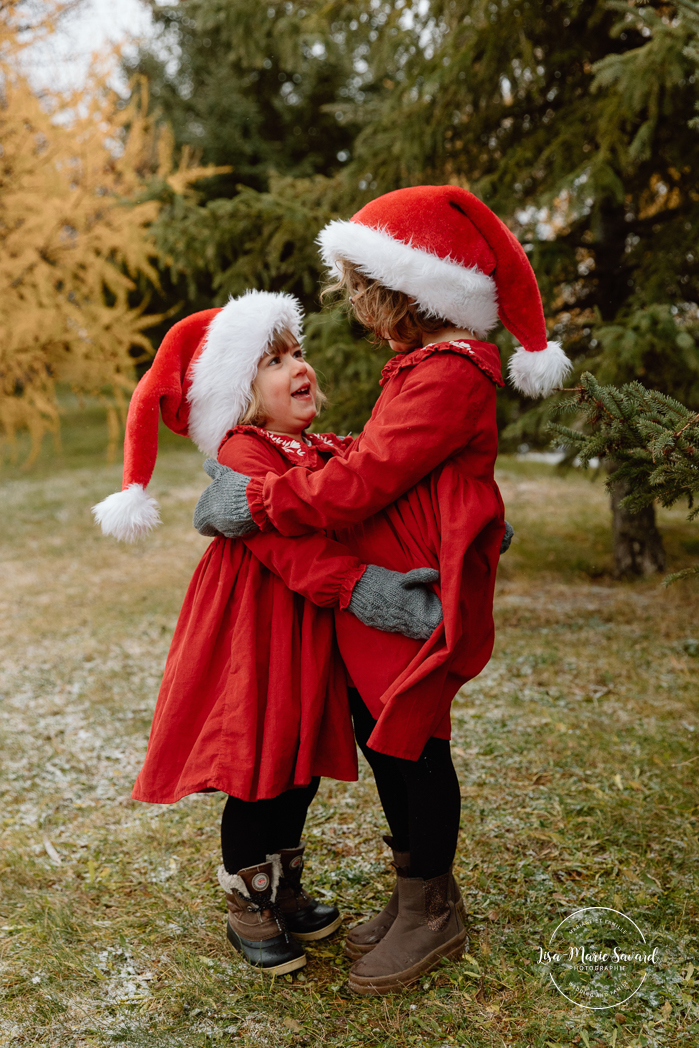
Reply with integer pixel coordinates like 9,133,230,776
0,0,216,465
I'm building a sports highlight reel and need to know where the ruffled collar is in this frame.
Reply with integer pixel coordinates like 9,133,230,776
379,340,504,388
220,424,350,463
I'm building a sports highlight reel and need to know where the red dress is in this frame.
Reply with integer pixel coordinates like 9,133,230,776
131,427,364,804
245,341,506,761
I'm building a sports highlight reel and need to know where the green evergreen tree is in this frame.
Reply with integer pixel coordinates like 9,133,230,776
129,1,405,423
129,0,360,199
128,2,410,306
550,371,699,582
344,0,699,571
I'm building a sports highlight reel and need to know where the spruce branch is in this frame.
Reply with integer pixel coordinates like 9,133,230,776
663,566,699,586
548,373,699,583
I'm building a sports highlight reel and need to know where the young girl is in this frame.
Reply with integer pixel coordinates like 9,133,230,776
93,289,442,977
192,187,571,993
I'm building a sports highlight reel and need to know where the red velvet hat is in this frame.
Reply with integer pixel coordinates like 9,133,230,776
318,184,571,397
92,290,303,541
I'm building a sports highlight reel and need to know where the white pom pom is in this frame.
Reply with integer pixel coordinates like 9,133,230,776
92,484,161,542
507,341,573,398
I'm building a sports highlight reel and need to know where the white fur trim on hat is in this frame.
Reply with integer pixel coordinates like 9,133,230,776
507,341,573,398
92,483,161,542
187,290,303,456
318,219,499,338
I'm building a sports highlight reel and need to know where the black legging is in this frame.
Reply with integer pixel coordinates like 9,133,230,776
349,688,461,880
221,778,319,875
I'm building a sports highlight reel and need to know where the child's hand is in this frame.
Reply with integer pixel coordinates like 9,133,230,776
193,460,258,538
348,565,443,641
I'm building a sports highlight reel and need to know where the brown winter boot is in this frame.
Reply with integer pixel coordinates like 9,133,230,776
277,843,343,941
348,869,468,994
218,858,306,976
344,836,410,960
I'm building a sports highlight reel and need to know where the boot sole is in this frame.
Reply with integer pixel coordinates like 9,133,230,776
348,928,468,995
290,914,343,942
226,924,307,976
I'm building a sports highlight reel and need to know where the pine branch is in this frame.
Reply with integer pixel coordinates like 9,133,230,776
548,373,699,583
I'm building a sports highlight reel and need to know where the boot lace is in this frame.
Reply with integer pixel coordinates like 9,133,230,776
248,891,292,940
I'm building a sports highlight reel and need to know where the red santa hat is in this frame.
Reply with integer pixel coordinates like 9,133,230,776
318,184,571,397
92,290,303,541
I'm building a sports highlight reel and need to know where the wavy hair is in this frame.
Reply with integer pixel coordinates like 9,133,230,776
322,258,450,346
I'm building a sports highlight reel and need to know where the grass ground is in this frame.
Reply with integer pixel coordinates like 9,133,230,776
1,412,698,1048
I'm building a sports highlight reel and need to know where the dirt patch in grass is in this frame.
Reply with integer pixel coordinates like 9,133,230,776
0,445,697,1047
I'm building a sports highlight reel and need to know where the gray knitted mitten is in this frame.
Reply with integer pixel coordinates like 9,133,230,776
348,565,442,641
193,459,259,538
500,520,514,554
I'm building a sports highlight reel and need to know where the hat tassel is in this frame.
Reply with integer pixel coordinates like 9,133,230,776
92,483,161,542
507,341,572,399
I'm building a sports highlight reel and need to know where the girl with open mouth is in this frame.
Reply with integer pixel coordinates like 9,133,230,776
93,289,442,977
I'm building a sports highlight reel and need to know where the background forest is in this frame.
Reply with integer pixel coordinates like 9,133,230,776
3,0,699,572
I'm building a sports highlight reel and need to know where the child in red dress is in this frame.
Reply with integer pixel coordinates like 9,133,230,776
192,187,571,992
93,289,442,977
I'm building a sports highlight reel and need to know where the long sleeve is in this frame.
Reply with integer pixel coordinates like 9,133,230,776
219,434,366,608
242,530,365,609
246,353,492,536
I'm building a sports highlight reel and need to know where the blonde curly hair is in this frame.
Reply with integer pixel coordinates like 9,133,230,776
322,258,451,347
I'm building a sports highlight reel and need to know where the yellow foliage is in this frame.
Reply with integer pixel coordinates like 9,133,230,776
0,1,218,465
637,173,682,221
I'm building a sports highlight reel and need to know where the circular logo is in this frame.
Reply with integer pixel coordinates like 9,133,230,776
541,907,659,1009
289,856,303,871
251,872,270,893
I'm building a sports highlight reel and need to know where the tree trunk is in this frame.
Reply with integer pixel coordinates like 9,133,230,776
608,467,666,577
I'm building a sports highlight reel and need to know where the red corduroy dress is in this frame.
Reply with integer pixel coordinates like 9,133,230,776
131,427,364,804
245,341,506,761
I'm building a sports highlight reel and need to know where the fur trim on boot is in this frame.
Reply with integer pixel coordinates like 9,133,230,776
217,855,281,900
